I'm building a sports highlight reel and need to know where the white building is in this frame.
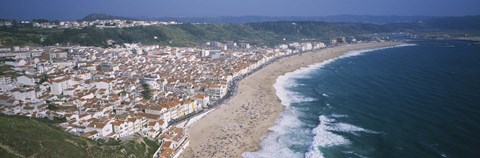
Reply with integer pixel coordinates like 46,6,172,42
12,88,38,102
50,78,70,95
16,75,35,86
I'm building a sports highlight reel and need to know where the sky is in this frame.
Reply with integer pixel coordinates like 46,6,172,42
1,0,480,20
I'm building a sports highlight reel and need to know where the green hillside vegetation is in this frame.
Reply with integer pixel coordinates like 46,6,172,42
0,115,159,158
0,22,386,47
0,26,60,46
246,21,390,40
40,24,279,47
1,16,479,47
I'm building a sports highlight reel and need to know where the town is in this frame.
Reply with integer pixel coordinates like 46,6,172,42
1,19,179,29
0,34,368,157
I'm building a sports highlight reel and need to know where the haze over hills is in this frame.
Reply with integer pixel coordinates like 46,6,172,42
38,13,435,24
142,15,434,24
105,13,480,29
1,13,479,47
383,15,480,32
0,13,437,24
79,13,480,30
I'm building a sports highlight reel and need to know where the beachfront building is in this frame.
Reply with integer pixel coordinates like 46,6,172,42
206,84,227,100
154,127,189,158
192,94,210,109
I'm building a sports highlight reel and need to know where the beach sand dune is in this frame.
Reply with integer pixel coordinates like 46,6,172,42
181,42,402,158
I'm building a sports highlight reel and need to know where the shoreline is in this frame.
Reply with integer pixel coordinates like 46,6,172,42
452,36,480,42
181,41,403,158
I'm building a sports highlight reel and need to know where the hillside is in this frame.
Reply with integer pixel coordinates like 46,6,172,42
7,22,386,47
38,24,278,47
0,115,159,158
246,21,390,39
1,15,480,47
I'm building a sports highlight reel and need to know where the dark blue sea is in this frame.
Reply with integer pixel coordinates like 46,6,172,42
244,40,480,158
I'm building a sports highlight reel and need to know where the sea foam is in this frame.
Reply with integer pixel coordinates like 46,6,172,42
242,107,309,158
305,115,380,158
244,44,417,158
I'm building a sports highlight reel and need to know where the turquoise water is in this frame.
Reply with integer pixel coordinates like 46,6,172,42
244,40,480,158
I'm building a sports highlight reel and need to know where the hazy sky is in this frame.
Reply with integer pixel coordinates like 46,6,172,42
1,0,479,20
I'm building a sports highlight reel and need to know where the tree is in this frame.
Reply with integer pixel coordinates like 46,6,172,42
36,74,48,84
141,84,152,99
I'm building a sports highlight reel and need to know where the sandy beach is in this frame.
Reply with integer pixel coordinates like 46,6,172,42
181,41,403,158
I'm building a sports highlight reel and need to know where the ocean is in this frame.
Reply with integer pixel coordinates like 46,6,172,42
243,40,480,158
